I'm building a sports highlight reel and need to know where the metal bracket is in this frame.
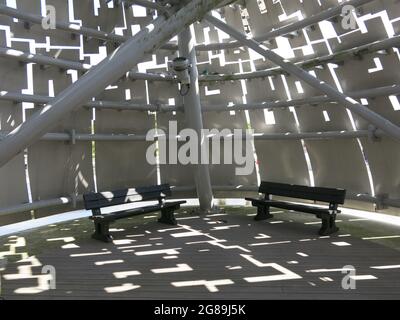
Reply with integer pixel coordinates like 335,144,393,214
376,193,389,210
71,193,77,209
161,4,175,19
156,103,163,112
353,52,364,60
368,125,381,142
69,129,76,145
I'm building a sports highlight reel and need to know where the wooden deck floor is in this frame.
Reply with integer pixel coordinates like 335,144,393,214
1,207,400,299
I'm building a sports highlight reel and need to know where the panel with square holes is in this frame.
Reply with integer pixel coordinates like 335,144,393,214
0,0,400,222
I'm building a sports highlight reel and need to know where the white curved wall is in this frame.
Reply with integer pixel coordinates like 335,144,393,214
0,0,400,225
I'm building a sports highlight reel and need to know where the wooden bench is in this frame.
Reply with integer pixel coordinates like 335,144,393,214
83,184,186,242
245,181,346,236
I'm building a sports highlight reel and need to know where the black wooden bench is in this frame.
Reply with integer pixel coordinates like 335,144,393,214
83,184,186,242
245,181,346,236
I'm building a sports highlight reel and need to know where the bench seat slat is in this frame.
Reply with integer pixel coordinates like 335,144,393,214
83,183,171,202
84,190,171,210
247,181,346,236
246,198,339,216
259,182,346,204
90,201,186,222
83,183,185,242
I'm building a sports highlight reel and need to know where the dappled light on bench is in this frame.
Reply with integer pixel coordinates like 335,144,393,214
246,181,346,235
83,184,186,242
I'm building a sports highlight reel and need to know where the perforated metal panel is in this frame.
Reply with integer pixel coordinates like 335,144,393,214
1,0,400,223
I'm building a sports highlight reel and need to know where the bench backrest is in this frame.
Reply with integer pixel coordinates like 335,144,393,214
259,181,346,204
83,184,172,210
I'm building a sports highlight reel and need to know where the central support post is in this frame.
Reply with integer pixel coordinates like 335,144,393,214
178,26,214,213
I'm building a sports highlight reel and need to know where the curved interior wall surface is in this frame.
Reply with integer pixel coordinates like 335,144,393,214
201,74,258,192
26,55,95,201
0,58,30,225
0,0,159,223
0,0,400,223
247,76,311,187
95,79,157,191
241,0,400,204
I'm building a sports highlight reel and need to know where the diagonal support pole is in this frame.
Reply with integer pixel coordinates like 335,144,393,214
205,14,400,142
0,0,226,168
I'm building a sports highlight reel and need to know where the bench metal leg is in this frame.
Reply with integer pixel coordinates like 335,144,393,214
159,207,177,225
319,213,339,236
92,221,113,243
254,205,274,221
